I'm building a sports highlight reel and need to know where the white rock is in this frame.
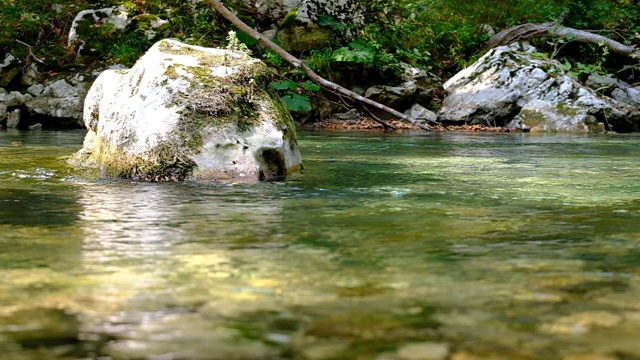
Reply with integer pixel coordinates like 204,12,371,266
0,91,33,107
69,39,302,182
625,86,640,107
439,43,640,132
24,97,84,123
43,79,78,98
586,73,620,91
7,109,20,128
509,99,599,133
405,103,437,124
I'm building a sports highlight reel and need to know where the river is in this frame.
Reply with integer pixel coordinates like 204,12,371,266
1,129,640,359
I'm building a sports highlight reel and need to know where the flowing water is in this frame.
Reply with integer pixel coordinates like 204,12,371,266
1,129,640,360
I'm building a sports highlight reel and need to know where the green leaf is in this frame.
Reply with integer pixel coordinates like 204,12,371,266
332,39,377,65
300,80,320,92
281,92,312,112
317,15,347,31
271,80,298,91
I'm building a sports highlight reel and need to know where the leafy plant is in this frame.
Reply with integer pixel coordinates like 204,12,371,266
271,80,320,113
333,39,377,66
317,15,348,32
306,48,339,80
561,59,606,83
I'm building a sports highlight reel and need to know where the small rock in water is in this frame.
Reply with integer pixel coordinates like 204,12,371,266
397,342,450,360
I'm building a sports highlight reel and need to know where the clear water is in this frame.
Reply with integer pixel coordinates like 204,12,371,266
1,129,640,360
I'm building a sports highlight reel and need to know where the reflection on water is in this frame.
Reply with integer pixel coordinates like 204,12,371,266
1,130,640,359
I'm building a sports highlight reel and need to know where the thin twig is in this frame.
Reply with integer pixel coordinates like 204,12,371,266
15,40,47,65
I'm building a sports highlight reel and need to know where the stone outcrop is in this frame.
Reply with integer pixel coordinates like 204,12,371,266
68,39,303,182
364,64,441,120
0,75,90,129
438,42,640,132
22,76,89,128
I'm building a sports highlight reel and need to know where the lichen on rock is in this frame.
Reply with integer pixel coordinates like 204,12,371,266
69,38,302,182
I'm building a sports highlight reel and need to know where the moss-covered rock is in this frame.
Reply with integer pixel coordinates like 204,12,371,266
276,24,331,52
69,39,302,182
509,99,603,133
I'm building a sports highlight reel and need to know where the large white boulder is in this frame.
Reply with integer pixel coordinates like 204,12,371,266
69,39,302,182
438,42,640,132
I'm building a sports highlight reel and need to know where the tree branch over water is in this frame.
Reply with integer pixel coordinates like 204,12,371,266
205,0,434,131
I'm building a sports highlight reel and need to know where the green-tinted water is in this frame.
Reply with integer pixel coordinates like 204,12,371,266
1,129,640,360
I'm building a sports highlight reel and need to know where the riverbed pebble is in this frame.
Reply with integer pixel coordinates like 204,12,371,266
540,311,622,335
397,342,450,360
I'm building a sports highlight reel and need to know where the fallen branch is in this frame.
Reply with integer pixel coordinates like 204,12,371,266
486,22,640,59
205,0,434,131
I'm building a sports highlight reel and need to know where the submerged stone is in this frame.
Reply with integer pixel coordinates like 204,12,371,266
68,39,302,182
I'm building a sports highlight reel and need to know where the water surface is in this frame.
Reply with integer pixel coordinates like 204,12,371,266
1,129,640,359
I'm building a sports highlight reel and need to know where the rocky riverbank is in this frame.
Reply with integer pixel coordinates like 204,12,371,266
3,1,640,134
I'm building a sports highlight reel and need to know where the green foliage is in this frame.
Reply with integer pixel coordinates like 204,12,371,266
300,80,321,92
306,48,339,80
263,49,284,67
0,0,227,72
279,10,298,29
271,80,298,91
108,31,153,66
281,93,312,112
562,60,605,80
271,79,320,113
317,15,348,32
333,39,377,66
